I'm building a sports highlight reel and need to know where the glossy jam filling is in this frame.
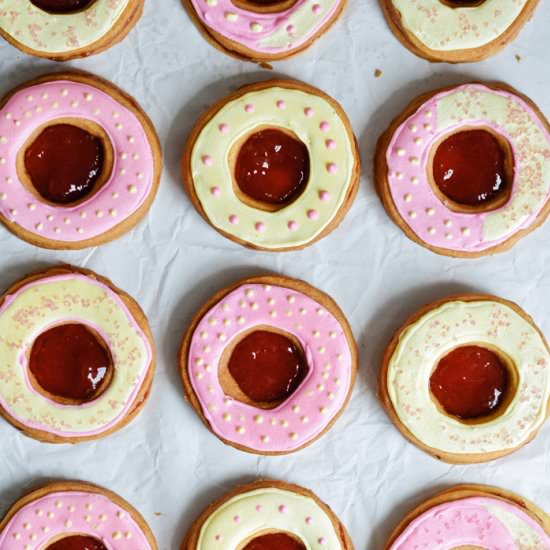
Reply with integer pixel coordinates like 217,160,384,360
29,324,112,402
29,0,96,13
24,123,104,205
243,533,306,550
235,129,310,206
430,345,510,420
46,535,107,550
228,330,308,403
441,0,485,6
432,129,510,207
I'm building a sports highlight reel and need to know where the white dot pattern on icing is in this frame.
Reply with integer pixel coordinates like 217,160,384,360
387,299,550,455
197,488,343,549
188,283,353,452
191,87,356,249
0,274,152,438
0,80,155,244
389,496,550,549
0,491,152,549
390,0,530,52
386,84,550,254
0,0,130,55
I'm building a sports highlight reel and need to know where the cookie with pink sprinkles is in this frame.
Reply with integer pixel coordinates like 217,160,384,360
179,275,358,455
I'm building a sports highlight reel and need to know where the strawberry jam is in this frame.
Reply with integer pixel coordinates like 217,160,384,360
235,129,310,205
430,345,509,419
432,129,510,207
243,533,306,550
25,124,104,205
30,0,95,13
47,536,107,550
29,324,112,402
228,330,308,403
445,0,484,6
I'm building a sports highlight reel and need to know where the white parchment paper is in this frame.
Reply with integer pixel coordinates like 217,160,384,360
1,1,550,548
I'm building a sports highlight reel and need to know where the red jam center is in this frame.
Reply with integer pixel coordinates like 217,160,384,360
444,0,484,6
24,124,104,205
432,129,509,207
430,345,509,419
29,324,112,402
46,536,107,550
228,330,308,403
243,533,306,550
29,0,95,13
235,129,310,205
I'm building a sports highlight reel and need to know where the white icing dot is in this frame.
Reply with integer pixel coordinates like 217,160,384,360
254,415,263,424
96,210,104,218
236,426,245,434
411,176,419,185
281,419,289,428
75,226,83,234
289,432,298,440
409,211,417,219
444,219,452,228
250,22,262,32
409,156,420,165
404,193,412,203
124,532,132,540
445,233,453,241
261,435,270,443
428,227,436,235
461,227,471,236
84,93,93,102
225,11,238,21
60,88,69,97
35,222,43,231
395,147,406,156
426,208,435,216
0,193,6,200
109,208,118,217
65,520,72,528
128,184,137,194
112,532,122,540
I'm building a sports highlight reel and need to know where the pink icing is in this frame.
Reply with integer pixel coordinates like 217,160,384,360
0,490,152,549
188,283,353,452
0,80,155,243
385,84,550,253
188,0,343,55
389,496,550,549
0,273,152,438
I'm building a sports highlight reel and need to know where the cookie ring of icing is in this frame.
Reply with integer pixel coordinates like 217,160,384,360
0,72,161,250
381,294,550,463
376,83,550,258
180,275,357,455
382,0,540,62
183,80,360,251
0,481,158,550
0,265,155,444
0,0,143,60
184,0,346,61
184,480,353,549
386,485,550,550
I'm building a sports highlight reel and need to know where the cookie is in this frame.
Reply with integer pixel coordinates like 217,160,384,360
182,479,353,549
182,79,360,251
380,294,550,463
0,0,144,61
0,265,156,444
0,480,158,549
179,275,358,455
183,0,347,62
375,83,550,258
386,484,550,549
0,71,162,250
380,0,541,63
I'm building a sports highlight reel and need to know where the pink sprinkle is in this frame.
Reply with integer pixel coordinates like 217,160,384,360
218,123,229,134
288,220,298,231
276,100,286,109
279,505,287,513
312,3,321,14
233,515,240,523
318,537,326,546
202,155,212,166
286,24,295,34
210,186,221,197
319,190,330,202
326,162,337,174
320,121,330,132
305,516,313,524
255,505,263,512
255,221,265,232
229,214,239,225
326,139,336,150
304,107,314,117
245,104,254,113
307,209,319,220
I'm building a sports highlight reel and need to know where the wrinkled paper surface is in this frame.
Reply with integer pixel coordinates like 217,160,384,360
1,1,550,548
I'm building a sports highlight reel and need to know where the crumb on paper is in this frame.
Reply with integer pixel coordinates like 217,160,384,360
374,68,383,78
515,54,521,63
155,512,162,516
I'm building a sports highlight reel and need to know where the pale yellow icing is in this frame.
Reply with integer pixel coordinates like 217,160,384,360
197,487,342,549
0,274,151,437
0,0,130,54
391,0,529,52
190,86,356,249
387,299,550,455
